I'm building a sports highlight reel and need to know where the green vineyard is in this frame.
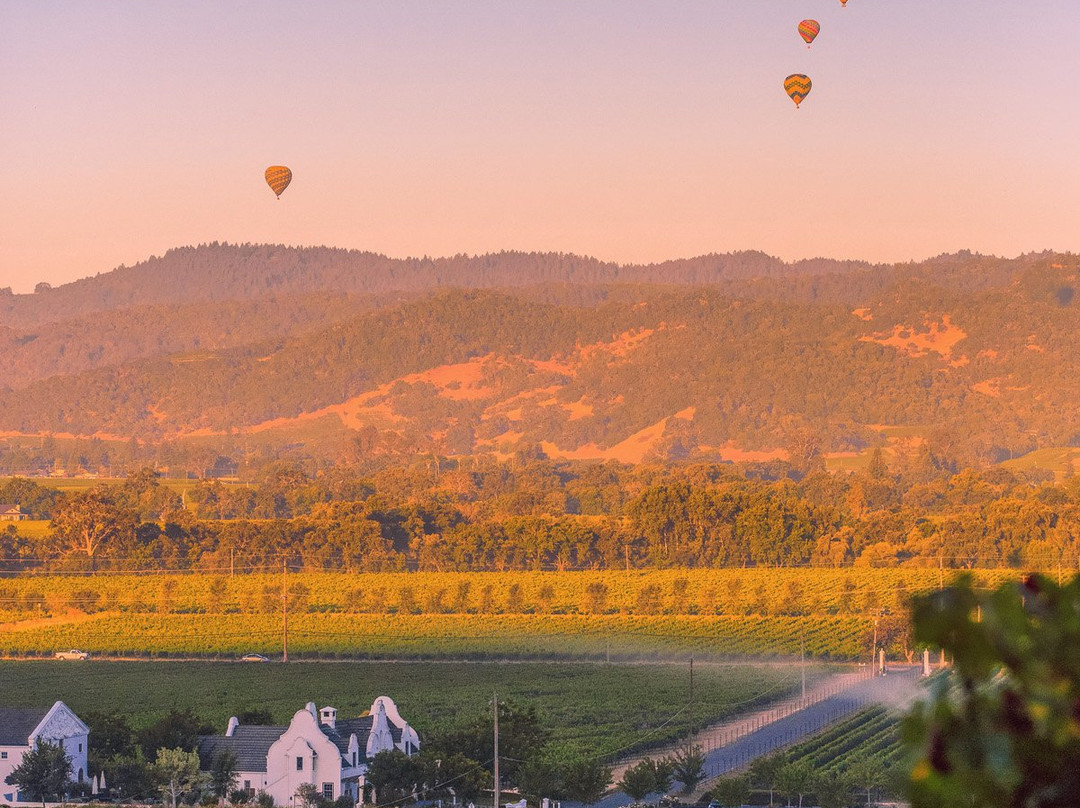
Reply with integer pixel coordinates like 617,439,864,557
0,660,819,759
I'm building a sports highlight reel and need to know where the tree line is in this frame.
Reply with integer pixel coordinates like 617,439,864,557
3,455,1080,575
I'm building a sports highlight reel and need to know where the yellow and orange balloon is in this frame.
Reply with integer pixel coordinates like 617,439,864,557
784,74,812,108
264,166,292,199
798,20,820,47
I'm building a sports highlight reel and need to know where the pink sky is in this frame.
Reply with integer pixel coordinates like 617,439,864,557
2,1,1079,291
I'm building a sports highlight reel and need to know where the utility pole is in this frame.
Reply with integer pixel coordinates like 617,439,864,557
282,554,289,663
688,656,695,748
493,693,500,808
800,633,806,702
872,613,879,676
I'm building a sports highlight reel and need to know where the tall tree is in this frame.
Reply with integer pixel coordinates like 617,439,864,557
617,759,657,802
209,750,239,799
670,746,706,793
366,749,422,804
709,776,750,808
50,486,135,569
776,760,814,808
138,709,210,760
3,739,71,808
563,759,611,806
154,748,203,808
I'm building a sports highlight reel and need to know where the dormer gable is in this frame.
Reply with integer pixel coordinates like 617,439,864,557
29,701,89,744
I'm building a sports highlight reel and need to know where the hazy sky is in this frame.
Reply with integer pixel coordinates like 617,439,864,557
2,1,1079,291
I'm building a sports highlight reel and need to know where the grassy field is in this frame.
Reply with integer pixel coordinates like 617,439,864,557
5,519,50,538
0,659,828,758
1001,447,1080,478
0,476,248,495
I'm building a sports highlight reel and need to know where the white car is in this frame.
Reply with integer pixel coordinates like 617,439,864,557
54,649,90,661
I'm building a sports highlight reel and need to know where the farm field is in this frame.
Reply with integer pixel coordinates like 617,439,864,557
0,475,238,495
0,567,1021,620
783,705,903,773
0,612,875,660
0,659,828,759
0,568,1026,659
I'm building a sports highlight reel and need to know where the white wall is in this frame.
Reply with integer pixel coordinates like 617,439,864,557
265,707,343,807
1,746,28,803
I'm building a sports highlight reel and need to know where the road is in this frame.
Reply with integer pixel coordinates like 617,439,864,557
584,666,924,808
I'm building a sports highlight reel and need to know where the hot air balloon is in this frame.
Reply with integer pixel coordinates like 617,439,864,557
798,20,820,47
265,166,292,199
839,0,848,6
784,74,812,108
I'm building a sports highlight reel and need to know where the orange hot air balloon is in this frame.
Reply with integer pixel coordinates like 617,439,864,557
839,0,848,6
265,166,292,198
798,20,820,47
784,74,812,108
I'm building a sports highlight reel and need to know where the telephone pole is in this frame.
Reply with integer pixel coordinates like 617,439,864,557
688,656,694,748
282,554,289,663
801,633,806,702
493,692,500,808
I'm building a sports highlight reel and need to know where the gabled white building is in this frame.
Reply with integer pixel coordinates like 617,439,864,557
0,701,90,804
197,697,419,807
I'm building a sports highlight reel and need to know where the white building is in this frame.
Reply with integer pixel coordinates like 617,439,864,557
0,701,90,804
197,697,420,807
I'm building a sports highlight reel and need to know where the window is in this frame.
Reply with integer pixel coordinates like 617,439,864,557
322,784,334,800
78,744,82,753
0,752,7,760
296,756,304,771
244,781,252,795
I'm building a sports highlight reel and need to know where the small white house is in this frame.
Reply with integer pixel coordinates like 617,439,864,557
0,701,90,803
197,697,420,807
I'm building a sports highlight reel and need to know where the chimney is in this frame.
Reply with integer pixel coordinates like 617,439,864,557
226,717,239,737
320,707,337,730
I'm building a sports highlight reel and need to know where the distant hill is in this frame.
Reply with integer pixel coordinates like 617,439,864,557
0,244,1075,475
0,243,877,329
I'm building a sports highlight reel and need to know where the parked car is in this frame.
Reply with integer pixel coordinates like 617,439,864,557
240,653,270,662
54,649,90,660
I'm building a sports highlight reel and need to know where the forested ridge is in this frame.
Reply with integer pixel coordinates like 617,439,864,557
0,245,1077,471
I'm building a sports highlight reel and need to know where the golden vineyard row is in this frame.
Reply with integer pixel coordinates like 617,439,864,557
0,567,1023,621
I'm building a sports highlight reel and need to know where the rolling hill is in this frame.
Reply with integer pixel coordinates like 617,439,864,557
0,245,1077,473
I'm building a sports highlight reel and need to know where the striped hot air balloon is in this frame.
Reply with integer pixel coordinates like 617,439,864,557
784,74,812,108
798,20,820,47
265,166,292,198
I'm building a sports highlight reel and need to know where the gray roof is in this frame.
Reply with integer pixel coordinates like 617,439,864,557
197,713,411,772
0,707,49,746
197,726,285,773
317,716,406,762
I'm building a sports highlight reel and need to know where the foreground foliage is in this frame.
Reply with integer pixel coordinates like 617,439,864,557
907,574,1080,807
